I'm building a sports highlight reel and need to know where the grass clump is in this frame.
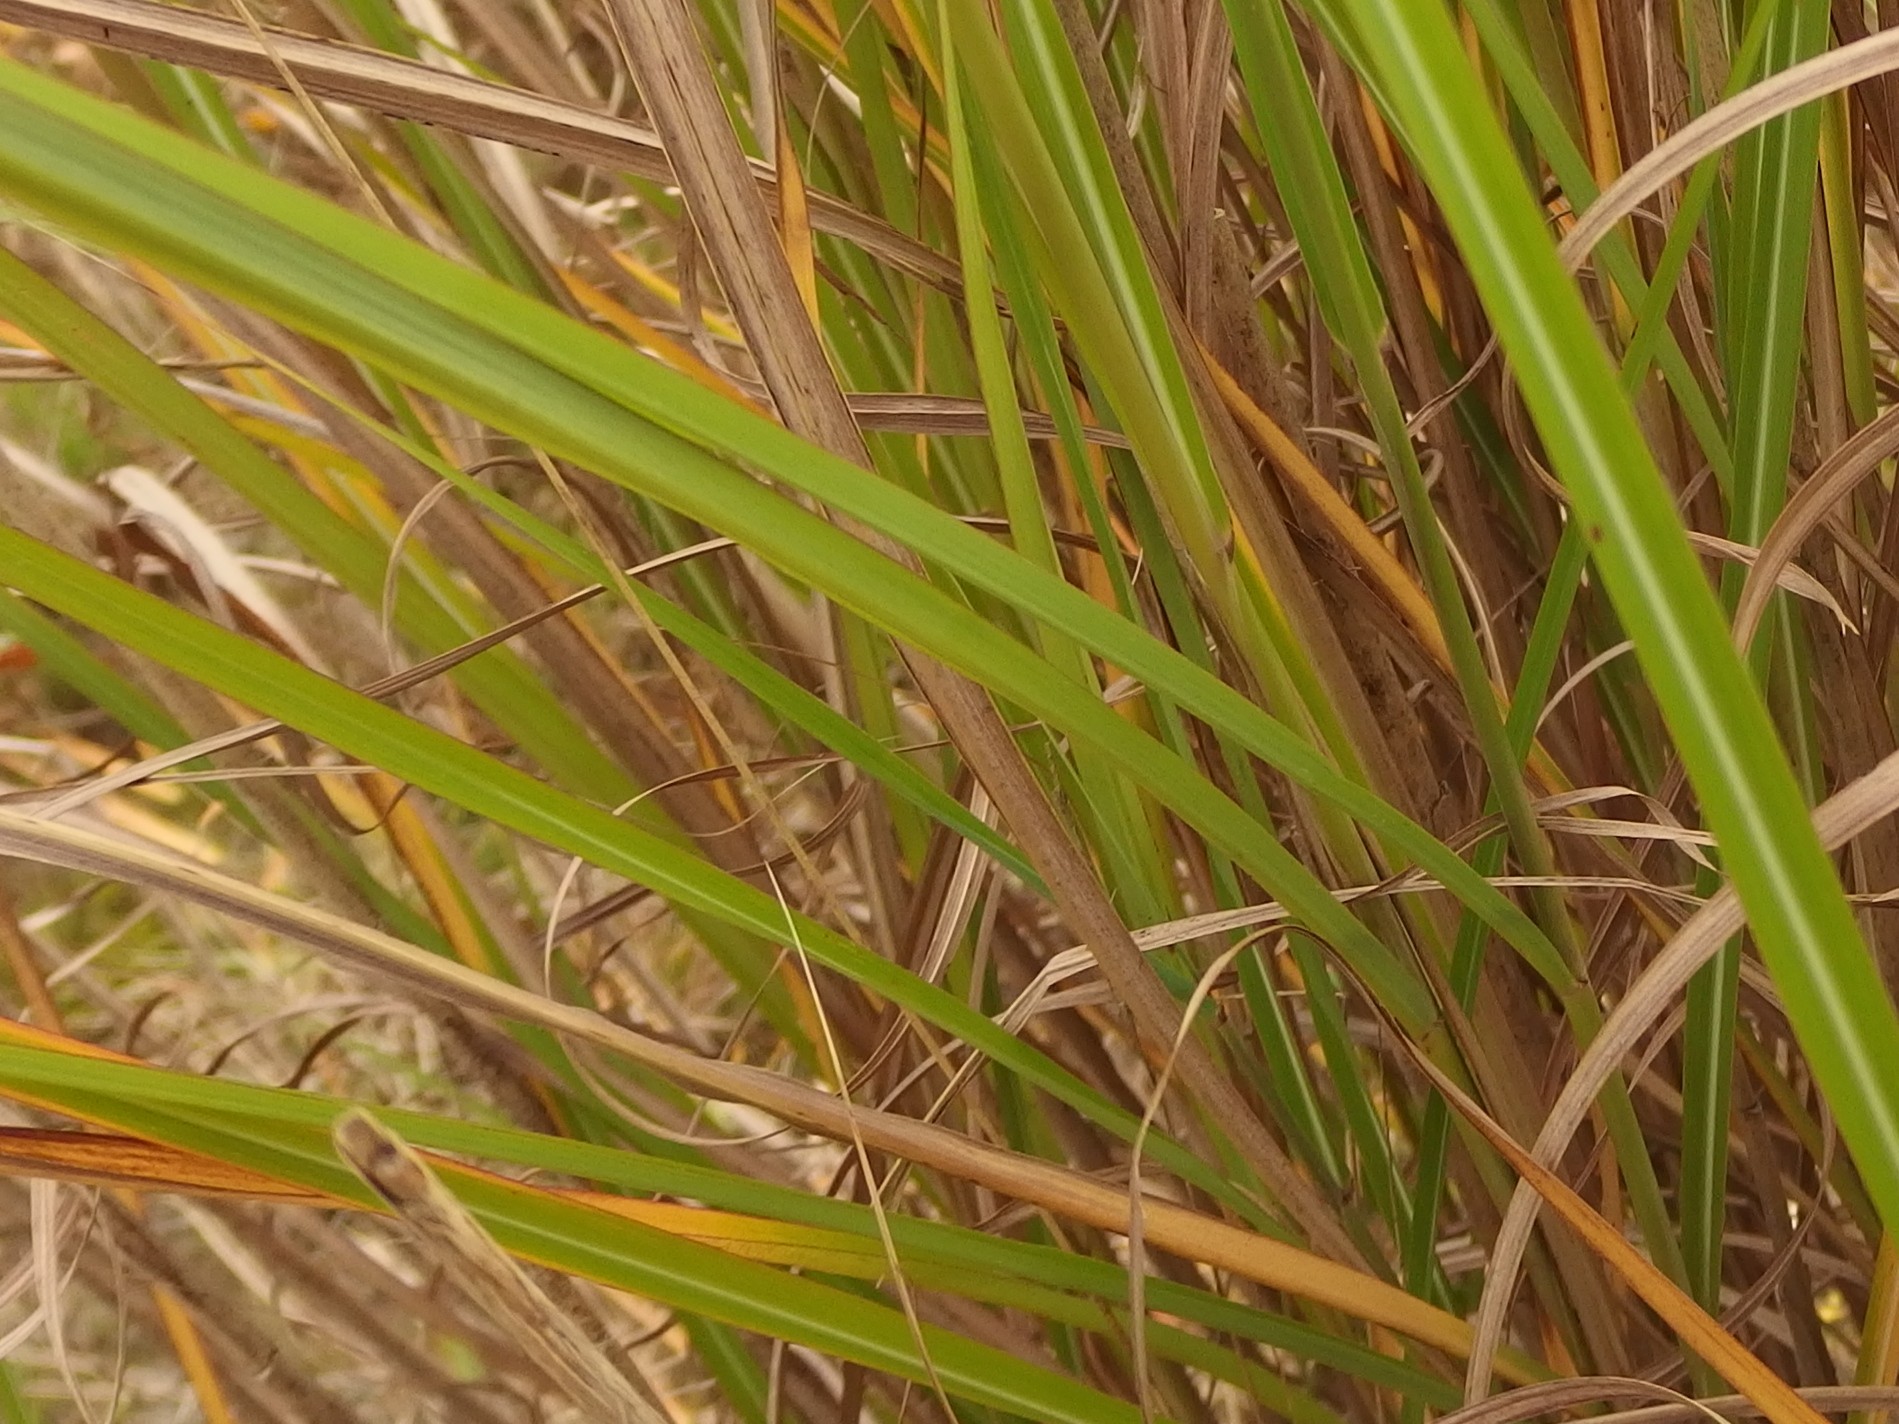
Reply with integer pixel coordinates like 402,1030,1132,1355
0,1,1897,1421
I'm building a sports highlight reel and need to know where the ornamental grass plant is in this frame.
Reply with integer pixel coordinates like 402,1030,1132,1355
0,1,1897,1421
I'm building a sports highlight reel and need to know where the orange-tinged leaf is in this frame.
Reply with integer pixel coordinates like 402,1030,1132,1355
0,1126,335,1203
559,269,756,401
570,1190,888,1274
604,248,742,343
365,773,506,979
0,1110,870,1277
775,121,819,325
152,1285,239,1424
1205,350,1450,672
0,1016,141,1063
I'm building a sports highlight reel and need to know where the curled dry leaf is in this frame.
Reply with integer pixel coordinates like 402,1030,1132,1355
1465,745,1899,1396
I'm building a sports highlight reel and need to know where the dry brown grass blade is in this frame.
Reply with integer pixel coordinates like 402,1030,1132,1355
917,666,1373,1268
1453,1380,1724,1424
783,391,1132,446
1511,1397,1899,1424
333,1110,667,1424
773,121,819,325
1441,1378,1810,1424
601,0,867,461
1464,745,1899,1397
612,0,1039,1001
0,880,60,1030
0,0,956,289
1558,27,1899,273
1682,531,1855,632
1732,404,1899,649
0,807,1516,1369
1394,1040,1828,1424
